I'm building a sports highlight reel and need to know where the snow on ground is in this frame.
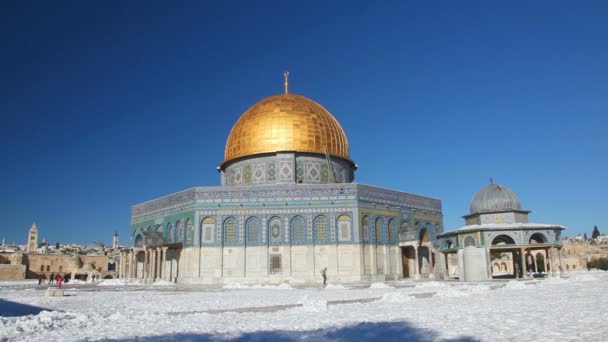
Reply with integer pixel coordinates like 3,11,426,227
1,271,607,341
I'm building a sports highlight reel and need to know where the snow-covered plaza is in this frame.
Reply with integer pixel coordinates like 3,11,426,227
1,271,607,341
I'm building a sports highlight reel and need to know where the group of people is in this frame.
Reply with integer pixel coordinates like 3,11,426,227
37,272,65,287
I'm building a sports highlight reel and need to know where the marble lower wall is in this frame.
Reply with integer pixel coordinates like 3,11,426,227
176,244,402,284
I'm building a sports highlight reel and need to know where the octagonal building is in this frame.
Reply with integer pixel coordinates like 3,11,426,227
122,82,443,284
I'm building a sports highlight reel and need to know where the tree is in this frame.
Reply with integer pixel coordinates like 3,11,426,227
588,258,608,271
592,225,601,239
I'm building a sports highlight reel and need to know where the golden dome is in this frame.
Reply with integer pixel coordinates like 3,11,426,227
222,93,351,167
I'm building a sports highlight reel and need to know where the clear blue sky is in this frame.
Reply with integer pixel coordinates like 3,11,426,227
1,1,606,245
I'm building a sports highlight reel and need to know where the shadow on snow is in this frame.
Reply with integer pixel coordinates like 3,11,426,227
103,321,479,342
0,299,49,317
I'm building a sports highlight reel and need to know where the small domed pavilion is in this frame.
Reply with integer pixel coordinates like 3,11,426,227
436,181,565,281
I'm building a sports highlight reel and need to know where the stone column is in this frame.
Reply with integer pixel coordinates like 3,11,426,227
428,248,435,279
519,248,527,279
413,246,420,280
162,247,168,281
148,249,156,281
154,249,159,280
143,250,149,280
549,247,556,277
558,247,564,277
129,250,134,279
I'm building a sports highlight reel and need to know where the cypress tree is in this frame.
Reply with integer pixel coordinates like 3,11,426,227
592,225,600,239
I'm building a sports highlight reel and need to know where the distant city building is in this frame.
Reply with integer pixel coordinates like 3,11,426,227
0,225,120,281
561,236,608,271
26,223,38,253
113,231,119,250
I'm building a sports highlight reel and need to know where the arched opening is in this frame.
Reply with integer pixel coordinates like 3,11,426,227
135,251,145,279
529,233,547,244
418,228,432,277
464,236,476,247
492,235,516,245
535,252,546,273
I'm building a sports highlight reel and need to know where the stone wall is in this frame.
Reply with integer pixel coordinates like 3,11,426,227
0,264,26,280
25,254,116,279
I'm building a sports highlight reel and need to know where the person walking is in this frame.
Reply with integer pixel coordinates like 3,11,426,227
49,272,55,285
57,274,63,288
321,267,328,286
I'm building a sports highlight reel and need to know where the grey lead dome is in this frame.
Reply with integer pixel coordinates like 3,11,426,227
469,183,522,214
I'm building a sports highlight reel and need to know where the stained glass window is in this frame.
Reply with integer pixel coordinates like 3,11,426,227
291,216,306,243
375,218,383,243
315,216,328,242
362,216,370,242
224,218,237,243
246,217,260,244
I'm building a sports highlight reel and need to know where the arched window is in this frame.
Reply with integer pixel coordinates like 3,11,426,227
224,218,237,243
445,239,454,249
375,217,383,243
185,218,194,244
337,215,352,241
201,217,215,244
464,236,476,247
400,221,409,233
155,225,162,233
246,217,261,245
387,219,396,243
291,216,306,244
134,235,143,248
315,216,328,243
167,223,174,242
268,217,281,244
176,220,184,243
361,215,370,242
